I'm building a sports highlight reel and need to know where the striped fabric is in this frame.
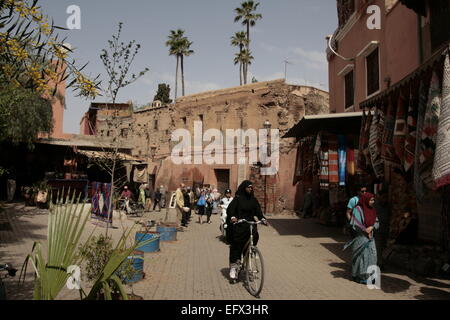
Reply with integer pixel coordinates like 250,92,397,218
404,90,418,172
413,80,428,201
393,92,407,165
433,53,450,188
328,136,339,184
359,109,372,171
382,96,401,167
369,108,385,179
347,148,355,176
420,71,441,190
338,135,347,186
320,137,329,189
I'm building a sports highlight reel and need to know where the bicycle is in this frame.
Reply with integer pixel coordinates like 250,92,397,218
118,198,144,217
232,219,266,298
0,263,17,300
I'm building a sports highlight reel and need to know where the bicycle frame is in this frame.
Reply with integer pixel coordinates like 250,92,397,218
234,220,262,275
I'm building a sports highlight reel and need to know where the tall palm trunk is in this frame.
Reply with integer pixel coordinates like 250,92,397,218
175,56,179,100
181,54,185,96
239,62,243,86
244,22,250,85
239,44,243,86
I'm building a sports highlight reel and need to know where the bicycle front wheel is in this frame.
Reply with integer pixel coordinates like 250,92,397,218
245,246,264,297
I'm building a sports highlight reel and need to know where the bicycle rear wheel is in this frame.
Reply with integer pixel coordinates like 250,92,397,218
245,246,264,297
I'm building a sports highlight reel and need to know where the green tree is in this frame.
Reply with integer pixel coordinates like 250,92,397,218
0,0,100,97
97,22,149,233
0,86,53,148
165,29,194,99
153,83,172,105
231,31,248,86
234,1,262,84
234,49,253,85
179,36,194,97
166,29,184,100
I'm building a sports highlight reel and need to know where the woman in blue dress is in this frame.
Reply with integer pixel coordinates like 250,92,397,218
344,192,379,284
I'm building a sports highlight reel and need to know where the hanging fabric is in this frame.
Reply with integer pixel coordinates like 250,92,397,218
359,109,373,172
393,91,407,165
404,87,418,172
369,108,385,179
414,80,428,201
338,135,347,186
347,148,355,176
419,70,441,190
320,136,329,190
133,166,148,183
328,136,339,184
382,95,400,167
433,53,450,188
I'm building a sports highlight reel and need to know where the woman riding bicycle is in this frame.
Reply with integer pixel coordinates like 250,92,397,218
226,180,267,281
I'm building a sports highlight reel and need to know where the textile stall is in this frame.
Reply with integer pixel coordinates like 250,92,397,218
359,45,450,249
286,112,368,226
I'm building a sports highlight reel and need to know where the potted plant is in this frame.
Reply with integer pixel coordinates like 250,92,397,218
34,180,49,209
78,234,143,300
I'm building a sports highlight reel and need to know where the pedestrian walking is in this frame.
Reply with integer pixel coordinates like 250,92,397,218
344,192,379,285
138,184,146,206
145,185,153,211
206,193,214,224
175,183,187,230
6,167,16,202
159,185,166,208
345,185,367,237
153,188,162,212
196,190,207,224
302,188,313,218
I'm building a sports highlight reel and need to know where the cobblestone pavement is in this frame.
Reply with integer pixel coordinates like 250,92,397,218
1,202,450,300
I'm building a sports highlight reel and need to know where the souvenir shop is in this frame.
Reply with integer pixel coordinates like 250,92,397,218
285,112,372,227
359,45,450,253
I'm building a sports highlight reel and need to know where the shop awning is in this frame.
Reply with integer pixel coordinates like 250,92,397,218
283,112,363,138
76,150,143,162
398,0,427,16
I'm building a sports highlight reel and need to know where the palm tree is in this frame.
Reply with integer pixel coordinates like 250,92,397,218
179,37,194,97
234,1,262,84
165,29,184,100
235,49,254,85
231,31,248,85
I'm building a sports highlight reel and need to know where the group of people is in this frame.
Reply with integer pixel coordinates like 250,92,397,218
119,184,167,214
174,184,228,229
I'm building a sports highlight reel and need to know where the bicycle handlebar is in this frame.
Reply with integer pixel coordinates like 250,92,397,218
234,219,266,225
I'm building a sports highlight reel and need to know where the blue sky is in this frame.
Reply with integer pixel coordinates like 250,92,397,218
40,0,338,133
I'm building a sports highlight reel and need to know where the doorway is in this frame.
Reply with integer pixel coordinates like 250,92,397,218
214,169,230,194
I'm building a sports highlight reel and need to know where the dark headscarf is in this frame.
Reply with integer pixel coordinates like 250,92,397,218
358,192,377,227
235,180,253,198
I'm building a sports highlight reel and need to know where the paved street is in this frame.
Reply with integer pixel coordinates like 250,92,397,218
1,202,450,300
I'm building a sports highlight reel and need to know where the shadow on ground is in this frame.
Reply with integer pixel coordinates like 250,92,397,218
414,287,450,300
329,261,413,294
268,218,348,243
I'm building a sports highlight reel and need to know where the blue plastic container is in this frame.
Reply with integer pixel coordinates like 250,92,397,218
122,250,144,284
156,224,177,241
135,232,160,253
